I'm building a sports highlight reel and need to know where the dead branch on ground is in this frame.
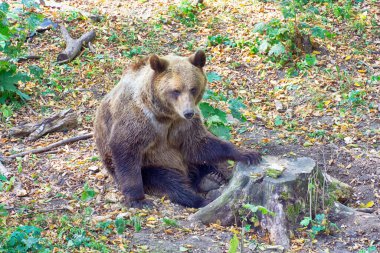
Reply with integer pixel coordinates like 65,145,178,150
4,133,93,160
9,109,78,141
57,25,96,64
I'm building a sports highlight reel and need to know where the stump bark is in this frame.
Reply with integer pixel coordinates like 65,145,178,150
189,156,317,249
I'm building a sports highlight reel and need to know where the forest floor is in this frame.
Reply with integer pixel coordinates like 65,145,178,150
1,0,379,252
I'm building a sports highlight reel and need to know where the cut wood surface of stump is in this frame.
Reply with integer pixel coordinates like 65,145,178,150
190,156,317,249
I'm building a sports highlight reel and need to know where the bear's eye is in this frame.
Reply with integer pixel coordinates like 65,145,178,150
190,88,197,95
171,90,181,98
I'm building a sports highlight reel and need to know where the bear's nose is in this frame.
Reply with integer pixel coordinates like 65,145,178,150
184,110,194,119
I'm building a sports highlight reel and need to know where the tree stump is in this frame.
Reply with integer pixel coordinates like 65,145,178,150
189,156,317,249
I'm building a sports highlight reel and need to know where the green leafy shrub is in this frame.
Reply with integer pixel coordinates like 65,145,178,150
251,0,334,68
300,213,338,240
0,1,43,107
168,0,204,27
200,72,247,140
0,225,50,253
207,34,237,47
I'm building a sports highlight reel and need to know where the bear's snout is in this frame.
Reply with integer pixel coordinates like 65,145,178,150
183,109,195,119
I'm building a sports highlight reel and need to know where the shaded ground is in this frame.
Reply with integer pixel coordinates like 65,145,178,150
1,0,379,252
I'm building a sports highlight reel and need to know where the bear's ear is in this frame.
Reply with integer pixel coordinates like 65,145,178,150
150,55,168,72
189,50,206,68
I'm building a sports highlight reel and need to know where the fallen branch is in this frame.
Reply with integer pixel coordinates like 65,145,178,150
5,133,93,160
9,109,78,141
57,25,96,64
0,55,41,62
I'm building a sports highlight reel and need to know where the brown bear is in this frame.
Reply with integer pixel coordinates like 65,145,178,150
94,50,261,208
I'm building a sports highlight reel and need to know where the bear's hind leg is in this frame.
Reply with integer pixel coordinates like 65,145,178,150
142,167,206,208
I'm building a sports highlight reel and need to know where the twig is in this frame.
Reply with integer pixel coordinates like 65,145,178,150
5,206,70,215
26,104,38,116
5,133,93,160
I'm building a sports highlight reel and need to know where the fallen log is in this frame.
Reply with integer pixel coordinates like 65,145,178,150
57,25,96,64
9,109,78,141
190,156,318,249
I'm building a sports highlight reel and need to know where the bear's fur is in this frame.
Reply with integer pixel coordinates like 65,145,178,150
94,50,261,208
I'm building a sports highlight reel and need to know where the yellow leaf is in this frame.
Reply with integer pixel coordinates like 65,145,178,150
313,51,321,55
345,55,351,60
358,69,366,73
365,201,374,208
354,82,361,87
147,217,156,221
303,141,313,147
230,228,239,234
324,100,331,106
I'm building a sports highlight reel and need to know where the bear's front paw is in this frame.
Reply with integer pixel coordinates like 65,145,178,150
125,199,154,209
236,150,262,165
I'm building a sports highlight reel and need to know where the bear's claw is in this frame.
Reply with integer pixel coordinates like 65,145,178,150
125,199,154,209
237,151,262,165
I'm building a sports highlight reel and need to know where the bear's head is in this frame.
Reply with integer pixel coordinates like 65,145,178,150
149,50,207,120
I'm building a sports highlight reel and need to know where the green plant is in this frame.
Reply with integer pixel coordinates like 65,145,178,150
242,204,275,226
357,245,377,253
129,216,142,232
199,72,248,140
0,1,43,105
96,221,113,235
228,233,239,253
207,34,236,47
168,0,204,27
0,225,50,253
342,89,366,108
330,1,353,20
0,204,8,222
300,213,338,240
0,173,15,192
81,182,96,201
0,104,13,121
66,229,90,248
115,218,127,234
252,19,292,63
200,96,246,140
123,46,144,58
307,129,326,139
162,217,179,227
229,204,275,252
252,0,334,68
